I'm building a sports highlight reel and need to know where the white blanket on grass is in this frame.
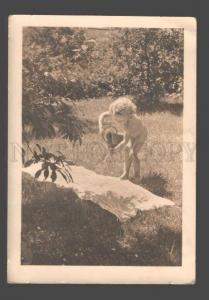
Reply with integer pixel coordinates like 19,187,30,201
23,163,174,222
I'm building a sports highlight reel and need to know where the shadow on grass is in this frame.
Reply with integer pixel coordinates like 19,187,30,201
121,206,182,266
140,172,173,199
22,172,181,266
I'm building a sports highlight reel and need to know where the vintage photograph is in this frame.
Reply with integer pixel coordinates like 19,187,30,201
8,16,196,284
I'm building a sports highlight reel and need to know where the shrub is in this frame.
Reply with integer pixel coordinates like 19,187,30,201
23,27,183,140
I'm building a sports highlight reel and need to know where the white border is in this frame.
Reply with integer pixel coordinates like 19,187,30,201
8,15,196,284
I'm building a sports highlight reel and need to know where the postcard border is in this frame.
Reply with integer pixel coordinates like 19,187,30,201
7,15,196,284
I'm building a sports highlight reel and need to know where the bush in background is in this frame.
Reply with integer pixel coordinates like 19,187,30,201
23,27,183,140
112,28,183,106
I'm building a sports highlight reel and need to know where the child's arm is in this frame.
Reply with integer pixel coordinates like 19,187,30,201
98,111,111,134
111,133,130,152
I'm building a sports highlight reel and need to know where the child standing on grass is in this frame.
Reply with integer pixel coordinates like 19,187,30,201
99,97,147,181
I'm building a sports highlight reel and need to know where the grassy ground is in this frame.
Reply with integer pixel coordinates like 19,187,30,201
22,96,183,266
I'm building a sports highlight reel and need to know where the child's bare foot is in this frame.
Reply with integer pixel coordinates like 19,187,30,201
131,176,141,184
120,173,129,180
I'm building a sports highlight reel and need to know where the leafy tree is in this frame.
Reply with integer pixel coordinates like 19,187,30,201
22,27,94,141
22,95,86,143
22,27,184,143
112,28,183,104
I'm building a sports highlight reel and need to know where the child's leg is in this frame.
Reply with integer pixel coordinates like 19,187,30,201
132,154,141,179
120,145,132,180
132,131,147,180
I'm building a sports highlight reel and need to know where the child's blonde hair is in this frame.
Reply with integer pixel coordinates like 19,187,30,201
109,97,137,116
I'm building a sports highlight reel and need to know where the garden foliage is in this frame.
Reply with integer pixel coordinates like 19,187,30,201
23,27,183,140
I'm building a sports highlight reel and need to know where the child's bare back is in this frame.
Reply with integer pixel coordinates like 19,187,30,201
122,115,146,138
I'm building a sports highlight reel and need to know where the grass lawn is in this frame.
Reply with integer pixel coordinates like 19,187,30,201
22,96,183,266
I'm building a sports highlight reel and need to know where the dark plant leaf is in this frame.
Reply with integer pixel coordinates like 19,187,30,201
57,169,68,183
22,147,26,155
24,159,34,167
63,166,73,182
56,151,65,157
68,172,73,183
45,152,54,160
33,150,39,161
22,147,26,164
49,164,56,171
35,169,42,179
43,167,49,179
56,156,65,164
36,144,42,152
51,170,57,182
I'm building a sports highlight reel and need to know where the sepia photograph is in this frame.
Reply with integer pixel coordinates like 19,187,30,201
8,16,196,284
